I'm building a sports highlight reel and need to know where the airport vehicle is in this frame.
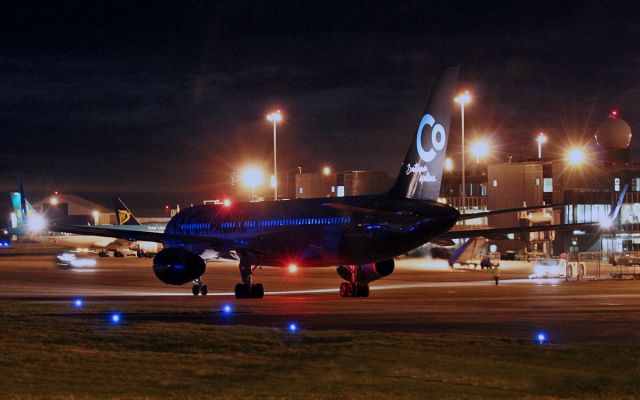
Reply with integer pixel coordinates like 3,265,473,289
56,249,98,269
48,66,614,298
609,253,640,267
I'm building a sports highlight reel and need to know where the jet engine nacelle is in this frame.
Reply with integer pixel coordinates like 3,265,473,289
152,248,206,285
337,259,395,284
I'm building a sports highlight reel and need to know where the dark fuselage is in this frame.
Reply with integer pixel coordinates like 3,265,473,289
164,194,459,267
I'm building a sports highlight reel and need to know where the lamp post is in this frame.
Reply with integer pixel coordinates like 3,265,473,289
454,91,471,212
536,132,547,159
266,110,282,201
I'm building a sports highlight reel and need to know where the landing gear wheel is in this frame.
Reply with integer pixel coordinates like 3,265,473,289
346,283,355,297
234,283,264,299
252,283,264,299
235,283,248,298
357,284,370,298
339,282,349,297
192,285,200,296
200,285,208,296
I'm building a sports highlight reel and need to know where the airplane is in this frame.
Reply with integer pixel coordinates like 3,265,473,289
49,65,612,298
10,188,163,256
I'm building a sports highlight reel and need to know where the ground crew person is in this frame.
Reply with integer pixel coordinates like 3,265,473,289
492,265,501,286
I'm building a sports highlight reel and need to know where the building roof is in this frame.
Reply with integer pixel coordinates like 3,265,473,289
33,194,111,214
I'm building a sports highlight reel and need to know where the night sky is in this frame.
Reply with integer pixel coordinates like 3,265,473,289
2,1,639,210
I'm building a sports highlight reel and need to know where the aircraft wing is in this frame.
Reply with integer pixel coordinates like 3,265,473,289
49,224,207,244
435,222,600,240
322,203,419,224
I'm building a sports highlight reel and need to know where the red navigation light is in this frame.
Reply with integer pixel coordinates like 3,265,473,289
288,263,298,273
223,199,232,207
610,109,618,119
164,205,170,210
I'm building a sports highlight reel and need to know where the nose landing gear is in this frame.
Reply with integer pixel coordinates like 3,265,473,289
191,278,208,296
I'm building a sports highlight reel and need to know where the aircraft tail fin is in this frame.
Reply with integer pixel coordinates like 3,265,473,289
389,65,459,201
10,183,41,232
609,183,628,221
112,197,141,226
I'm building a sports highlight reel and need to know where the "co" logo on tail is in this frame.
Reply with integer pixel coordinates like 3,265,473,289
416,114,446,163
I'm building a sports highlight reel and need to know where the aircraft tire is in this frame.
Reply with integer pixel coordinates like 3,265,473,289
200,285,208,295
346,283,355,297
252,283,264,298
357,284,370,297
339,282,349,297
191,285,200,296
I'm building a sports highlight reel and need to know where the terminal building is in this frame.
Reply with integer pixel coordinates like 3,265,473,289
441,111,640,258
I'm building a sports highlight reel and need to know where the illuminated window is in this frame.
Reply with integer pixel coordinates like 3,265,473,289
535,178,540,186
634,178,640,192
614,178,621,192
492,179,497,187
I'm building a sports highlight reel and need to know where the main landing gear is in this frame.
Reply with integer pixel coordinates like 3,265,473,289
234,257,264,299
339,265,370,298
191,278,208,296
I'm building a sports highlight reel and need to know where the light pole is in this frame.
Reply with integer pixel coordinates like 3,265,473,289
536,132,547,159
454,91,471,212
266,110,282,201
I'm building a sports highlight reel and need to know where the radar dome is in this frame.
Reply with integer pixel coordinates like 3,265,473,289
595,112,632,150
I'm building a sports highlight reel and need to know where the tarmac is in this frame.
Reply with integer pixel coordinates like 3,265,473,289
2,246,640,342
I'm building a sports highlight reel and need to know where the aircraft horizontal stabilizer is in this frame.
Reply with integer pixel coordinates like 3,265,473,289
457,203,564,221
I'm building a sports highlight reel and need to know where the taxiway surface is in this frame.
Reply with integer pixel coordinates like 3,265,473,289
2,250,640,342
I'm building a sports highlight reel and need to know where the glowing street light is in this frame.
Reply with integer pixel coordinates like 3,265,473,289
266,110,283,201
92,210,99,225
50,196,59,206
536,132,547,159
444,158,453,171
454,91,472,213
470,140,489,164
322,166,331,176
566,148,585,165
241,166,264,201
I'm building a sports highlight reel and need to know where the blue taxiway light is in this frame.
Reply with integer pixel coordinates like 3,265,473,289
73,298,83,308
110,313,122,324
222,304,232,314
537,332,547,344
288,323,298,332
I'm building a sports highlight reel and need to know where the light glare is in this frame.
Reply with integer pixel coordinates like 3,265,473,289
110,313,121,324
567,148,585,165
241,167,264,188
266,110,282,122
454,91,471,105
537,332,546,344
